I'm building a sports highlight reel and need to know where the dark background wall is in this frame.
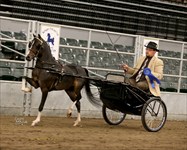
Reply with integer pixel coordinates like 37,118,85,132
1,0,187,41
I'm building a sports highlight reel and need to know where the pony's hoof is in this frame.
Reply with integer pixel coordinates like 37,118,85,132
73,122,78,127
22,87,32,93
31,120,39,126
31,122,36,126
73,121,81,127
67,112,72,118
73,119,81,127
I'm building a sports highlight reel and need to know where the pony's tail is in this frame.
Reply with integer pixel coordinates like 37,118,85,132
84,69,102,108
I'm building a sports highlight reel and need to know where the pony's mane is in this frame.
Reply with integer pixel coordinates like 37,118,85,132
37,36,55,61
40,37,51,52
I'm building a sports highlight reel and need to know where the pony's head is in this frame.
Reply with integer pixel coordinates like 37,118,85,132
26,34,44,61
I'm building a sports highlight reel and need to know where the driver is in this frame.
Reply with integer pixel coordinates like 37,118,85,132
121,41,164,96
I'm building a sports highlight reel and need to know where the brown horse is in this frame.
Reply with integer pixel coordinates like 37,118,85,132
23,34,97,126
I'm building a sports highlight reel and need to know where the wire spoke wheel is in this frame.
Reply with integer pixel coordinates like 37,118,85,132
141,97,167,132
102,104,126,125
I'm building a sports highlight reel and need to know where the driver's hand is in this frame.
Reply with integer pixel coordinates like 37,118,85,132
121,64,129,72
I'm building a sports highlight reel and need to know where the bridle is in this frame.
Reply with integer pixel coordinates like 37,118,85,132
28,37,43,58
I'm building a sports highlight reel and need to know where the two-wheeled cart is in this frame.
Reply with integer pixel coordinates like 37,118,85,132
90,73,167,132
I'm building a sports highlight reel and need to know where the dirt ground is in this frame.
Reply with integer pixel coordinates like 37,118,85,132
0,115,186,150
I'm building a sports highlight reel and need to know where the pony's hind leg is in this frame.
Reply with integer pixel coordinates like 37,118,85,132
67,100,81,126
67,101,77,118
74,100,81,126
66,90,82,126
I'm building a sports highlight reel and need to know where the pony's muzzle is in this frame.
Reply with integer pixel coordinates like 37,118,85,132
26,55,32,61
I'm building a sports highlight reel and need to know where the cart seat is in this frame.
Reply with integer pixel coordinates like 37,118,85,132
105,73,154,97
105,73,126,82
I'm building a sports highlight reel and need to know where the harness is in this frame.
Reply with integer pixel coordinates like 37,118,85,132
35,59,64,73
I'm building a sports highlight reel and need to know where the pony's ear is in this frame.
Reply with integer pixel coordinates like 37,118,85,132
38,34,42,39
33,34,36,38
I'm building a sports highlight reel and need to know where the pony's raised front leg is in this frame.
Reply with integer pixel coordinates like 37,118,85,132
67,101,77,117
31,112,41,126
31,90,48,126
73,100,81,126
22,77,39,92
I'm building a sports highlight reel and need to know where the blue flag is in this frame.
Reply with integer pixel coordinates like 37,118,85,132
143,68,161,88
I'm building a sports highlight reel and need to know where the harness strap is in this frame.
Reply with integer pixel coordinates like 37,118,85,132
36,37,43,45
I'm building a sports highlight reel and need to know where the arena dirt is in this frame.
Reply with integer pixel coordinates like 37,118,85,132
0,115,186,150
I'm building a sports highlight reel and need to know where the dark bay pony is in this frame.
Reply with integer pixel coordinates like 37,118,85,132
23,34,97,126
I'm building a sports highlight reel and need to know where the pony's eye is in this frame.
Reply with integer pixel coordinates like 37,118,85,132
36,44,41,49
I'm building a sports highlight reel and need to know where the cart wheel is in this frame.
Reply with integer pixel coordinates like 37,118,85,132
141,97,167,132
102,104,126,125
